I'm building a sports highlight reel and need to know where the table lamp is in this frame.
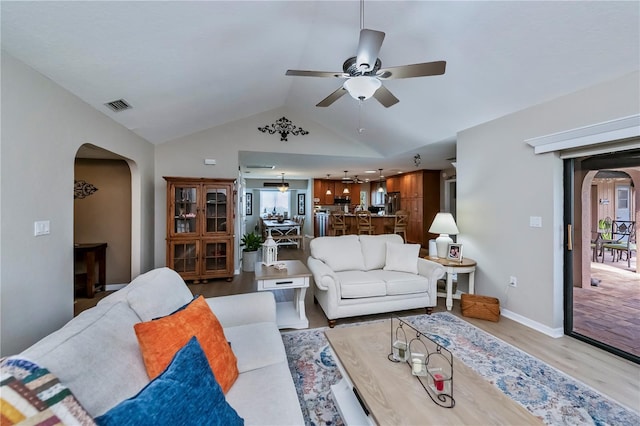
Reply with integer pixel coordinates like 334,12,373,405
428,213,459,258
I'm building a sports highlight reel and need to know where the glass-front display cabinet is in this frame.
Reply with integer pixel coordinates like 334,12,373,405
165,177,235,282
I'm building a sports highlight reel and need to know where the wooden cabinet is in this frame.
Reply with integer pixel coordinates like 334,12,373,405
314,179,337,204
387,170,440,246
164,177,235,282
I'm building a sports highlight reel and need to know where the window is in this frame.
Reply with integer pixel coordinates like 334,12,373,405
260,190,291,216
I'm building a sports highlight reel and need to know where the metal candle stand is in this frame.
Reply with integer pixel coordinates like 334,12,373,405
387,316,455,408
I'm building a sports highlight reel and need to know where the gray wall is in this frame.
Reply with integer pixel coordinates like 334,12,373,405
0,52,156,356
457,71,640,332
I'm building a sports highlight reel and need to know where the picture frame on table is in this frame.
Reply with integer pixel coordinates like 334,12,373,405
447,243,463,261
246,193,252,216
297,193,305,215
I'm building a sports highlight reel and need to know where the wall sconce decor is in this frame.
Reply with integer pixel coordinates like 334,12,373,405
258,116,309,142
74,180,98,199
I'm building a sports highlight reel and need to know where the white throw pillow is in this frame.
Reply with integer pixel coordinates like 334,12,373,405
383,242,420,274
359,234,404,271
310,235,366,272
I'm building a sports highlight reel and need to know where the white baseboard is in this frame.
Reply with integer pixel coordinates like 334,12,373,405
501,308,564,338
105,283,127,291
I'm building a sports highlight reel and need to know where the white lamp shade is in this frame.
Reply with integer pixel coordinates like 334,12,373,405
428,213,459,235
343,76,381,100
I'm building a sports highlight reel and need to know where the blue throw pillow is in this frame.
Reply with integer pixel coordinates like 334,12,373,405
95,337,243,426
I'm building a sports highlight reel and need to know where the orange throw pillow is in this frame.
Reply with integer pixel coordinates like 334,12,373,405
134,296,238,393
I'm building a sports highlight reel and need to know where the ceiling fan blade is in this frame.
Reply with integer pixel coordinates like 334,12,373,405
373,85,399,108
286,70,345,78
377,61,446,80
316,87,348,107
356,29,385,72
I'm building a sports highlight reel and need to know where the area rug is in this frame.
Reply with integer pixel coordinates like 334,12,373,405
281,312,639,426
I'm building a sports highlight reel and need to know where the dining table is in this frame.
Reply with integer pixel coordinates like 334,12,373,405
261,219,302,248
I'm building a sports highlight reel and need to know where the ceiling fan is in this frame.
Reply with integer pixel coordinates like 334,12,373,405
285,28,446,108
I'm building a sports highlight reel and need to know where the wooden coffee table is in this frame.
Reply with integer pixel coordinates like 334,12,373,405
325,319,541,425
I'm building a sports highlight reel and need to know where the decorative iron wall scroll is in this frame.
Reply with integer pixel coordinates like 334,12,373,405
74,180,98,199
258,117,309,142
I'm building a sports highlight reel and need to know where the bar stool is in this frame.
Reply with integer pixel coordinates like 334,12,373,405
331,211,347,235
393,210,410,242
356,211,375,235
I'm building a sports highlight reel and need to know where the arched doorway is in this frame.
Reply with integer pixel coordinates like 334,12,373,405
73,144,133,312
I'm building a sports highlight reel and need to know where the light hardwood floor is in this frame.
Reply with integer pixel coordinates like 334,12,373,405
75,246,640,413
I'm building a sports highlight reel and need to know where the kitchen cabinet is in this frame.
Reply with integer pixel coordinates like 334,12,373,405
387,170,440,246
314,179,336,205
164,177,235,282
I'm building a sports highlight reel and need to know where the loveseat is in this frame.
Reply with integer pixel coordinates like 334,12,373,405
308,234,445,327
2,267,304,425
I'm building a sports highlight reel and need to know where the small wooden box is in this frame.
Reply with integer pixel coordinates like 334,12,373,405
461,294,500,322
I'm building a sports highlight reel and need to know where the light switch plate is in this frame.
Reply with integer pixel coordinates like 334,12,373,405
529,216,542,228
34,220,50,236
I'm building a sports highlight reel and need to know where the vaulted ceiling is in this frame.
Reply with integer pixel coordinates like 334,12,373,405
2,1,638,178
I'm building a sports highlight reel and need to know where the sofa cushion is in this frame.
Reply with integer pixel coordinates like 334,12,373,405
226,361,304,426
383,242,420,274
134,296,239,393
377,270,430,296
20,302,150,417
359,234,404,271
310,235,366,272
336,270,387,298
223,322,286,373
95,337,243,426
126,267,194,321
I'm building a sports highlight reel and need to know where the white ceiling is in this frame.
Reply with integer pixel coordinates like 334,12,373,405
2,1,639,179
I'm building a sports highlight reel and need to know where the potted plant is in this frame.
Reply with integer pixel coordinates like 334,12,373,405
241,232,263,272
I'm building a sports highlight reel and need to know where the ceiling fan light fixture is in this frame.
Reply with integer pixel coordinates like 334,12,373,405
343,76,381,100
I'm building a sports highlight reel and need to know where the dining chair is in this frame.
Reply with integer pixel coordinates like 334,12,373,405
356,211,375,235
601,221,636,267
331,211,347,236
392,210,410,242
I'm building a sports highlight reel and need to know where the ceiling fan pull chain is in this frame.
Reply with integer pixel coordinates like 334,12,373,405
358,100,365,133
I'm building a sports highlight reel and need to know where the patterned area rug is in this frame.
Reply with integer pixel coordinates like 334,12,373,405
281,312,639,426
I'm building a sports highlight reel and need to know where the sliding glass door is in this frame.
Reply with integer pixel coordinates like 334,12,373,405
563,148,639,363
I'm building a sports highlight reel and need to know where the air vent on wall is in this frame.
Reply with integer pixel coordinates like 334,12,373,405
246,165,276,169
104,99,132,112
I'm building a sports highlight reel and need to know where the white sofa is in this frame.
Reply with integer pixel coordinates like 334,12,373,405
308,234,445,327
8,267,304,425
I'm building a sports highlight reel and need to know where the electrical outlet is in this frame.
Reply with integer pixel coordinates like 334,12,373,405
509,276,517,287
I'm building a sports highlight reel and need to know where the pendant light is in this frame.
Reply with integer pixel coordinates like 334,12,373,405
377,169,385,193
277,173,289,193
342,171,350,194
325,174,332,195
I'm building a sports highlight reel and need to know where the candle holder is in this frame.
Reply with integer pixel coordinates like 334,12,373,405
388,315,455,408
262,229,278,266
390,323,409,362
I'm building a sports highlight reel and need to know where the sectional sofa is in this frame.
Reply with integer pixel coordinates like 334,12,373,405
1,267,304,425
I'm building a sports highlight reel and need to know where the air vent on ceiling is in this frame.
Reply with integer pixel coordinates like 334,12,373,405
264,182,289,188
104,99,132,112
